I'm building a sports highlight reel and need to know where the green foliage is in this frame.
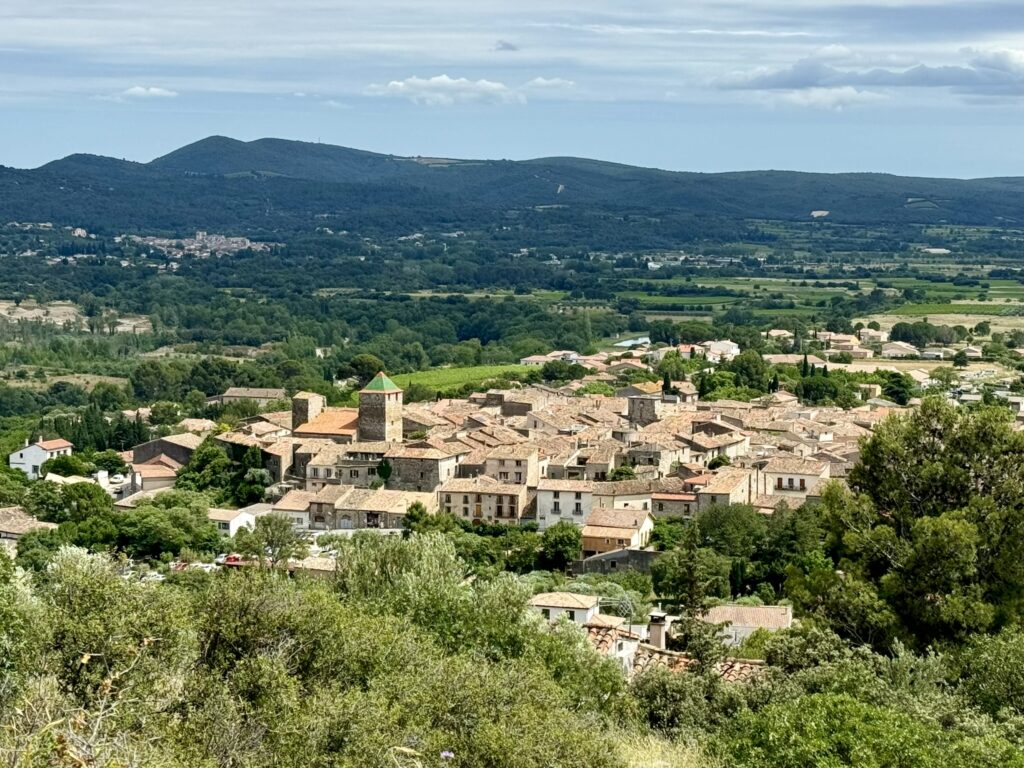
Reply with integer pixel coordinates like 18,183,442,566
651,525,731,614
958,627,1024,719
721,693,1024,768
234,514,308,568
830,397,1024,648
540,522,582,571
609,465,637,481
175,438,235,495
39,453,93,478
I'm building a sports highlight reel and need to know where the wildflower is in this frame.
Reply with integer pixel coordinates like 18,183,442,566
440,751,455,760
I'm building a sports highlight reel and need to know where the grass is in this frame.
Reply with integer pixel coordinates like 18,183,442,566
390,364,531,390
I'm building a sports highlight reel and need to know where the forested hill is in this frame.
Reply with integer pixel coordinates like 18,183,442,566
2,135,1023,235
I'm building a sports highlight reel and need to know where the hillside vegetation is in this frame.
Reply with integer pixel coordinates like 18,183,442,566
2,136,1023,237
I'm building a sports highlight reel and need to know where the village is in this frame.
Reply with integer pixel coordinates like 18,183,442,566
5,322,1024,680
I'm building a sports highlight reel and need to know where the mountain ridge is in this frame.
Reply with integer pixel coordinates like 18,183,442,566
4,135,1023,235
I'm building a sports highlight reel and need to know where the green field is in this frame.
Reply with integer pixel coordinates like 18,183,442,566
390,364,531,390
890,303,1019,317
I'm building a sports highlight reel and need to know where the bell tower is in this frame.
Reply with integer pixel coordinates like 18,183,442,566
358,372,403,442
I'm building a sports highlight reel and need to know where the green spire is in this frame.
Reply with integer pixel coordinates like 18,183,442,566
361,371,402,392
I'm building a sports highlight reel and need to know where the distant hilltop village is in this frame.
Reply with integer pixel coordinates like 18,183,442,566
125,230,281,258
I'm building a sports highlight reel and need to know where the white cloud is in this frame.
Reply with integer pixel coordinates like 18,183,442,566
720,47,1024,98
687,28,811,38
969,48,1024,75
120,85,177,99
525,77,575,89
96,85,178,102
366,74,524,106
774,86,886,110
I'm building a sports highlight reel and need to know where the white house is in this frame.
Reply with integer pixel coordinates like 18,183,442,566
535,479,595,530
8,439,74,480
881,341,919,359
528,592,600,624
207,507,257,537
699,339,741,363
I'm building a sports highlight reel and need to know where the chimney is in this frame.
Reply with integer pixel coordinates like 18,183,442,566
648,609,669,650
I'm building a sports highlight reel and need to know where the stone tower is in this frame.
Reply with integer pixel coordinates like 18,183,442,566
627,395,662,427
291,391,326,431
358,372,403,442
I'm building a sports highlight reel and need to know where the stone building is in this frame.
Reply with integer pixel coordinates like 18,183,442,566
358,373,403,442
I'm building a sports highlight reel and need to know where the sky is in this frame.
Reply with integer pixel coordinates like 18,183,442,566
2,0,1023,177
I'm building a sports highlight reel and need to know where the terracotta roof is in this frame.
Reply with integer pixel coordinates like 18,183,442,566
132,463,178,479
586,626,622,655
537,479,597,493
160,433,205,450
699,469,753,494
761,457,828,475
439,476,525,496
293,408,359,437
272,490,316,512
223,387,287,400
703,604,793,631
631,643,766,683
585,613,627,629
582,525,639,540
37,438,73,451
0,507,57,536
207,507,251,522
586,507,650,530
529,591,599,610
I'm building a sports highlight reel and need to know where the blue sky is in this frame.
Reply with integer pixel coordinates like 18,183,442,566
2,0,1023,176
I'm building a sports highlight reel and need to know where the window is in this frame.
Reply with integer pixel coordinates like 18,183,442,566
350,469,359,478
311,468,320,478
799,478,806,490
574,492,582,500
541,608,550,619
566,610,576,621
462,507,469,516
787,477,794,489
368,467,376,476
444,494,451,503
574,503,582,514
515,460,522,467
776,477,783,490
553,501,561,512
553,491,560,499
499,472,509,480
514,472,522,483
657,502,664,512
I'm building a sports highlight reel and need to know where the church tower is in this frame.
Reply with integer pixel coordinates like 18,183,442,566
358,372,403,442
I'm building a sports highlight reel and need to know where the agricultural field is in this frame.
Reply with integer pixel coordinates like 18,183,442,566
889,303,1022,317
388,364,531,390
1,371,129,391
